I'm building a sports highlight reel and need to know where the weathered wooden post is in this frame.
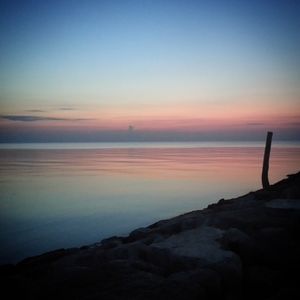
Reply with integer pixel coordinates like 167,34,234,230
262,131,273,189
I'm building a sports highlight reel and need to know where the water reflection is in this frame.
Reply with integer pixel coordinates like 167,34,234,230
0,145,299,264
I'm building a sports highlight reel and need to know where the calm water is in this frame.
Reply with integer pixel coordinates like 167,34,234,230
0,142,299,264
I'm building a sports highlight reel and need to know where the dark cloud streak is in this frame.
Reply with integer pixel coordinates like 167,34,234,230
59,107,75,111
0,115,89,122
25,109,46,113
246,122,265,126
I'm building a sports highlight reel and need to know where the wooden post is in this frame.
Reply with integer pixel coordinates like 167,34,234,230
262,131,273,189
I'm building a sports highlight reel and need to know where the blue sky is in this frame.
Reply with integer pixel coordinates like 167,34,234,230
0,0,299,141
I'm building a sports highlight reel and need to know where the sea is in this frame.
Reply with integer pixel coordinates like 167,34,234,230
0,141,299,264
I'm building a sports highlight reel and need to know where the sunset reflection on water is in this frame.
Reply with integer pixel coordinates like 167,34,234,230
0,144,299,264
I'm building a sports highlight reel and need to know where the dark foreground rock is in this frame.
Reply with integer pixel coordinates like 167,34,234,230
1,172,300,300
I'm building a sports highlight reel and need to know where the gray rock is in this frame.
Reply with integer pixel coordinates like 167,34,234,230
265,199,300,210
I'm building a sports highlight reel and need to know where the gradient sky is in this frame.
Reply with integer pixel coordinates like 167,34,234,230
0,0,299,142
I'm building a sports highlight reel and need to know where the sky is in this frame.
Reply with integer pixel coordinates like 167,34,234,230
0,0,299,142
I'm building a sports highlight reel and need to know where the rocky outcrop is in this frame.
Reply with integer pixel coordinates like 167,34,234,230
1,172,300,299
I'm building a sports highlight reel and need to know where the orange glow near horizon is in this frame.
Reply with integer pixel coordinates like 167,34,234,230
1,106,299,133
1,94,299,142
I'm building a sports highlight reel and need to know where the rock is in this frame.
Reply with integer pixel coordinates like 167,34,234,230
169,268,222,298
18,248,77,268
126,227,152,242
212,255,243,298
152,226,237,265
274,288,300,300
265,199,300,210
245,266,279,298
221,228,256,262
1,172,300,299
101,236,123,249
207,198,226,209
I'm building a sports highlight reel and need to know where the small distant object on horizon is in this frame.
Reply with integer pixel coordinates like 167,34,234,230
128,125,134,132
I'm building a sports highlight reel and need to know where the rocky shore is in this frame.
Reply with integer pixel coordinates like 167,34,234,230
1,172,300,299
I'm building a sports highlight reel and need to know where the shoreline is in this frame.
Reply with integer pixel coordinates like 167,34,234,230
1,172,300,299
1,140,300,150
